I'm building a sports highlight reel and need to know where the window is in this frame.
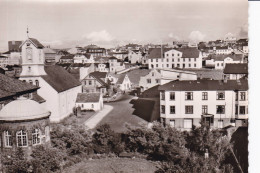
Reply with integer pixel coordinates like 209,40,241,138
235,105,238,115
189,58,191,62
91,104,94,108
32,129,41,145
235,92,238,101
147,79,151,83
81,104,84,108
216,105,225,114
166,54,168,57
161,105,165,114
156,64,158,67
156,79,160,83
172,54,174,57
156,59,158,62
169,119,175,127
170,92,175,100
4,131,12,147
183,58,185,62
177,53,180,56
17,130,28,147
161,92,165,100
202,105,208,114
29,80,33,85
239,106,246,115
194,64,196,67
172,64,175,68
183,64,185,68
217,91,225,100
166,59,169,62
89,81,92,85
184,119,192,129
35,80,39,87
170,106,175,114
202,92,208,100
240,92,246,101
167,64,169,68
172,58,174,62
185,106,193,114
185,92,193,100
28,66,31,72
178,58,180,62
218,120,224,128
189,64,191,67
152,72,154,76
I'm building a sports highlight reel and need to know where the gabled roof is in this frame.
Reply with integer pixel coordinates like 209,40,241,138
20,38,44,49
224,63,248,74
158,79,248,91
89,71,107,79
0,73,38,99
76,93,101,103
207,54,243,61
148,48,172,59
116,74,127,84
41,65,81,93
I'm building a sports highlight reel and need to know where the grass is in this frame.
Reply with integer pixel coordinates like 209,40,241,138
62,157,159,173
59,111,96,126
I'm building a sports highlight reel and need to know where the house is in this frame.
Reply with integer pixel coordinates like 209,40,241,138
59,55,74,63
116,74,132,91
214,46,233,55
128,50,143,64
18,37,82,122
76,93,103,111
108,56,125,73
158,79,248,130
82,71,108,95
67,46,86,55
0,55,8,67
1,50,21,65
223,63,248,80
148,47,202,69
43,46,57,64
73,54,94,63
112,51,128,60
94,63,109,72
139,68,197,92
205,54,244,69
85,44,106,57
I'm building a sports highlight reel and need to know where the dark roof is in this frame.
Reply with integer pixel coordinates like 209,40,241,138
41,65,81,93
0,73,38,99
116,74,127,84
70,63,92,68
27,38,44,49
148,47,200,59
215,46,229,50
159,79,248,91
76,93,101,103
60,55,74,60
207,54,243,61
224,63,248,74
31,92,46,103
184,69,224,80
109,56,117,60
89,71,107,79
140,85,160,98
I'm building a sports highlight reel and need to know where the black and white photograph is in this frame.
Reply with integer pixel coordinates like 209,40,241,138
0,0,254,172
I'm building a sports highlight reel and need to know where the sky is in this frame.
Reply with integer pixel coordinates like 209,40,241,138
0,0,248,51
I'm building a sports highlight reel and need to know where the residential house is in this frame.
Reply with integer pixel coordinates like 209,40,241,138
223,63,248,80
116,74,132,91
59,55,74,63
214,46,233,55
73,54,94,63
94,63,109,72
108,56,125,73
158,79,248,130
128,50,143,64
76,93,103,111
82,71,108,95
139,68,197,92
0,55,8,67
112,51,128,60
85,44,106,57
19,37,82,122
205,54,244,69
148,47,202,69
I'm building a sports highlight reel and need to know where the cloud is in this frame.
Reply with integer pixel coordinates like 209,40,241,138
82,30,114,42
236,23,248,38
41,40,63,47
168,33,180,41
188,31,206,42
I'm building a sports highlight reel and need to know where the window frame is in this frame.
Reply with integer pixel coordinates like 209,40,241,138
4,131,12,147
32,129,41,145
170,105,175,114
185,105,193,114
217,91,225,100
16,130,28,147
170,92,175,100
216,105,225,114
185,92,193,100
202,92,208,100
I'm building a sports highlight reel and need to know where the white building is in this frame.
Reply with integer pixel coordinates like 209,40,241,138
139,68,197,91
205,54,244,69
128,50,143,64
19,37,82,122
108,57,125,73
76,93,103,111
73,54,94,64
214,46,233,55
223,63,248,80
116,74,132,91
148,47,202,69
158,79,248,130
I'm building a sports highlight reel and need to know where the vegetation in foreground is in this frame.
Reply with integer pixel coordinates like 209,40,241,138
1,120,235,173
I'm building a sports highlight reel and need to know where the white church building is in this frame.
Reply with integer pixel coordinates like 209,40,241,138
19,36,82,122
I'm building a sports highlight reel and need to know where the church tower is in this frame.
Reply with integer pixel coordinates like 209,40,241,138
19,28,47,85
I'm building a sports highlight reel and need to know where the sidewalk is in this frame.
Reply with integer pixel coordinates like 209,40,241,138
84,105,113,129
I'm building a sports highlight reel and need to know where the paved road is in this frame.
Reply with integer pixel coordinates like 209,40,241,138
84,105,113,129
97,94,148,132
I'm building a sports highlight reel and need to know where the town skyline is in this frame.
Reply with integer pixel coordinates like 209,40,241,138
0,0,248,51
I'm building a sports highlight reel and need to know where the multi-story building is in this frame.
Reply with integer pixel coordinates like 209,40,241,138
205,54,244,69
223,63,248,80
158,79,248,131
148,47,202,69
214,46,233,55
73,54,94,63
108,57,125,73
85,44,106,57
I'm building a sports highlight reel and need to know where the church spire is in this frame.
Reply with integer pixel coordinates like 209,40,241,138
27,26,29,38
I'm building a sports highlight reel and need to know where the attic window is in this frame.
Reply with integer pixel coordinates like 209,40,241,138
26,42,31,46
